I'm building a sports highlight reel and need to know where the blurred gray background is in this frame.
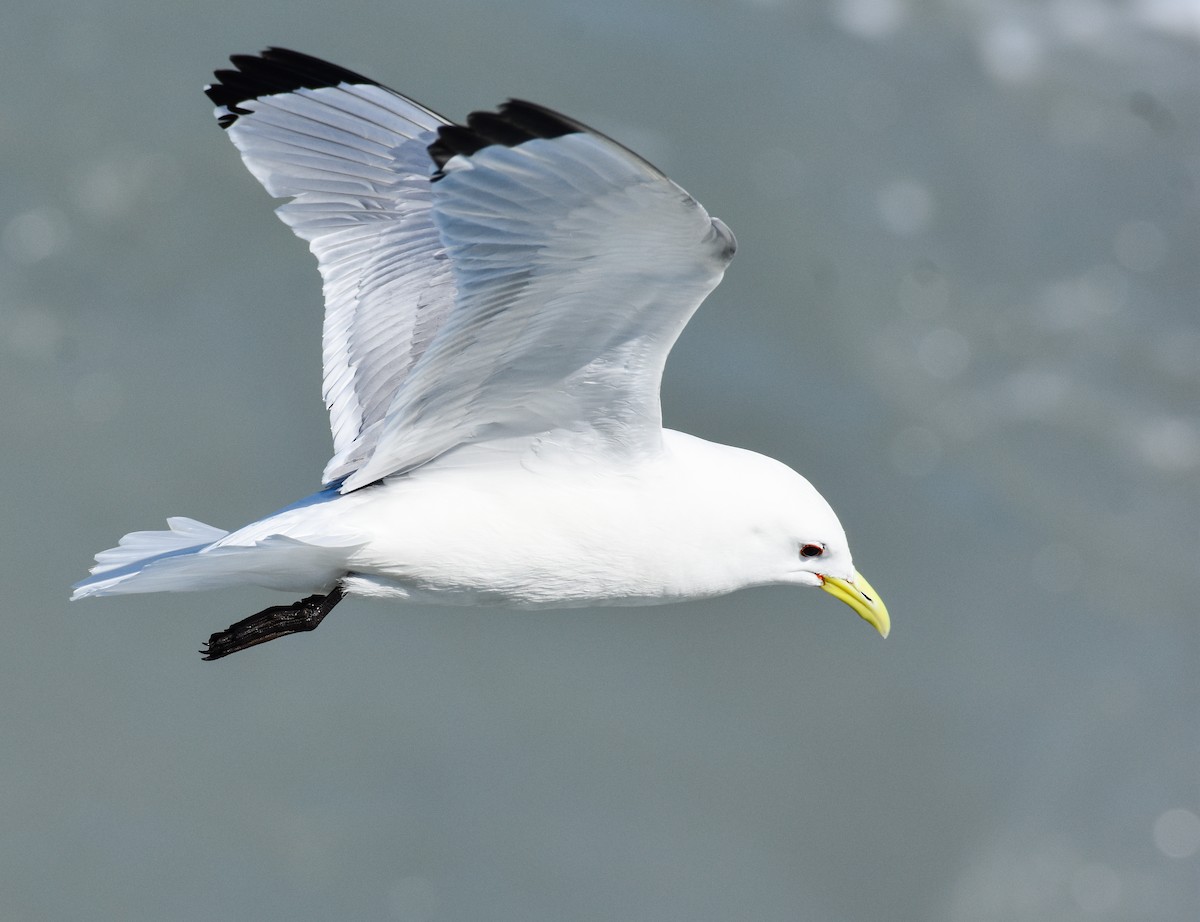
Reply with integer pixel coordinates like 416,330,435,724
3,1,1198,919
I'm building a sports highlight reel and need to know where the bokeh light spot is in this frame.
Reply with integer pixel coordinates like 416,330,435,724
918,327,970,379
1038,266,1127,328
979,21,1045,84
1153,808,1200,859
1135,417,1200,472
830,0,909,40
2,207,71,264
877,179,933,237
1070,862,1121,913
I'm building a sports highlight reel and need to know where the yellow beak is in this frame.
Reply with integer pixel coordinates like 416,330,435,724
820,571,890,638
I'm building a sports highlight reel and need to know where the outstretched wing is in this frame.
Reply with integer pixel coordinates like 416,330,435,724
208,50,736,493
206,49,456,484
343,103,736,489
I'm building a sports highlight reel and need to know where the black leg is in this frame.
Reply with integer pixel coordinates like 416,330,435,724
201,586,345,661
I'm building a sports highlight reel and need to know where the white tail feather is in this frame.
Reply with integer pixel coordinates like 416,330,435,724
72,517,356,600
89,517,230,576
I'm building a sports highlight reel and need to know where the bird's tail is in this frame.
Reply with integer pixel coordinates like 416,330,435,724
71,515,352,599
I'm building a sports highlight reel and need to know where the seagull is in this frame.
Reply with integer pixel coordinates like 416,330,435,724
72,48,890,659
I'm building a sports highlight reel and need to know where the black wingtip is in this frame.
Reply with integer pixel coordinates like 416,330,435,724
206,47,380,129
428,99,587,176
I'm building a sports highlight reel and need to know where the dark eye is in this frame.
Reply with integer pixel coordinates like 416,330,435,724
799,543,825,559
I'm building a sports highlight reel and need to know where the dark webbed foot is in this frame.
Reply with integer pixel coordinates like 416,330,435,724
201,587,345,661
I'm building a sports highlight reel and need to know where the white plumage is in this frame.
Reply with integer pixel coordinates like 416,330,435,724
72,49,888,657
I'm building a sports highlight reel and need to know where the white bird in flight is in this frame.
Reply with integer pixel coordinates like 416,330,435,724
72,48,890,659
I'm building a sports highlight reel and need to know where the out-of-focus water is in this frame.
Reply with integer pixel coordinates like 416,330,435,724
3,2,1197,919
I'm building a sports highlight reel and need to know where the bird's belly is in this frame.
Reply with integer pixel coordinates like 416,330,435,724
336,484,715,608
338,571,681,609
342,530,693,609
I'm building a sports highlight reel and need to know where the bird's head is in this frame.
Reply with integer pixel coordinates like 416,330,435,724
777,536,890,639
738,453,891,638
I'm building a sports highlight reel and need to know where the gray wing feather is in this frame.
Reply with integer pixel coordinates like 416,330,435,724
216,80,457,482
341,131,735,490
